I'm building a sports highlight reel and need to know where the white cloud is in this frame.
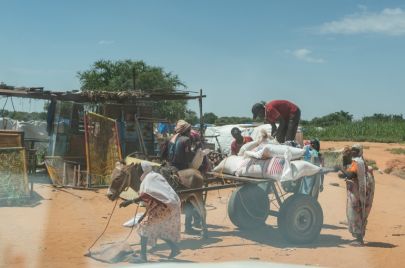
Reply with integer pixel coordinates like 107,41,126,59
288,48,325,63
98,40,115,45
319,8,405,36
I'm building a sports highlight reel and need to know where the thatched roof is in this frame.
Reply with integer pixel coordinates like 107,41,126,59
0,87,205,104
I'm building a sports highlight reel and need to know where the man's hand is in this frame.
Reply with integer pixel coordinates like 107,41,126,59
119,199,133,208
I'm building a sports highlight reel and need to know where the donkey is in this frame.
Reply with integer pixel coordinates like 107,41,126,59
106,162,208,238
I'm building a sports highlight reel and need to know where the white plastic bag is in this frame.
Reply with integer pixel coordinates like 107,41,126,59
122,213,144,228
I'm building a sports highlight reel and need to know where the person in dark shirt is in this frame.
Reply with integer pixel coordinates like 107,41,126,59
230,127,253,155
167,120,194,170
252,100,301,143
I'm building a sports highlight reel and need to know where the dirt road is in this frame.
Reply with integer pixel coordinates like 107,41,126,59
1,142,405,267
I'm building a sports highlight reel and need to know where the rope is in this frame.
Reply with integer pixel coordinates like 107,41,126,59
121,203,140,242
87,199,118,253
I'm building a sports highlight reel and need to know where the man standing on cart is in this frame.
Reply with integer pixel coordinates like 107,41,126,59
251,100,301,144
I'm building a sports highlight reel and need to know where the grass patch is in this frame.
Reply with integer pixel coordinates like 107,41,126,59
387,148,405,155
366,159,378,170
303,120,405,143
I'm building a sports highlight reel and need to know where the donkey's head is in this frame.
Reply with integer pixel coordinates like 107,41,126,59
106,162,143,201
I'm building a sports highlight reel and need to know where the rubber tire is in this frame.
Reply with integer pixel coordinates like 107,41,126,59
228,184,269,229
277,194,323,244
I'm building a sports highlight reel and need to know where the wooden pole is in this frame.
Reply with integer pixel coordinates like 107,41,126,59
83,113,91,188
114,120,123,160
199,89,204,140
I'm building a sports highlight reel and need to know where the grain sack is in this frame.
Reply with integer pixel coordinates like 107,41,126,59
235,157,285,179
212,155,245,175
281,160,321,182
245,144,305,160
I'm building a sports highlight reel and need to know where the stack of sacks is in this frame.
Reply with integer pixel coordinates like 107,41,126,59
212,132,321,181
243,144,305,160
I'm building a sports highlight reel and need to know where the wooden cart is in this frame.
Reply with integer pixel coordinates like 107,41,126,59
178,168,335,244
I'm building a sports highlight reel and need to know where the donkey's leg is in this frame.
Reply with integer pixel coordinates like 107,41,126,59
184,201,200,235
189,193,207,239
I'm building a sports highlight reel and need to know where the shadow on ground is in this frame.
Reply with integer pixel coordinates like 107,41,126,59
172,223,352,251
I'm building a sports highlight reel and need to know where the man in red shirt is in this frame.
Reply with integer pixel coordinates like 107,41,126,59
252,100,301,143
230,127,253,155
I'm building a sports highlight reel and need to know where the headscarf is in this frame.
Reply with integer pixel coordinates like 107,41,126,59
351,143,363,157
141,161,153,174
351,144,367,235
139,161,180,206
174,120,191,134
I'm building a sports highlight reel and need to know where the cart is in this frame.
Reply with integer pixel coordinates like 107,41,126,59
178,167,335,244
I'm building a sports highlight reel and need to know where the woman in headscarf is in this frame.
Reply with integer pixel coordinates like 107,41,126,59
339,144,375,246
120,161,181,263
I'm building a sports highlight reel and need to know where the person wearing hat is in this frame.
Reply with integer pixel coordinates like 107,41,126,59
120,161,181,263
230,127,253,155
166,120,202,234
166,120,194,170
338,144,375,246
252,100,301,144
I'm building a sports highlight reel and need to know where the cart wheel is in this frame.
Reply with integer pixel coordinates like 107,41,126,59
228,184,269,229
277,194,323,244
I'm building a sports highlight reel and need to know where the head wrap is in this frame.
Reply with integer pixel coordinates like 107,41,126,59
141,161,153,174
175,119,191,134
351,143,363,156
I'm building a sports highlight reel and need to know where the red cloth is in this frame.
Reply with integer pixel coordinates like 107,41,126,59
231,136,253,155
265,100,299,123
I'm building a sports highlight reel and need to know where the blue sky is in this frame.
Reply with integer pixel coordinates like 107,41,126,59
1,0,405,120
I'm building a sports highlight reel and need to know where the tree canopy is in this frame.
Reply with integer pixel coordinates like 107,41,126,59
77,59,188,121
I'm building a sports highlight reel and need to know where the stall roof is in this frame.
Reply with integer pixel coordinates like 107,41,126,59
0,87,205,103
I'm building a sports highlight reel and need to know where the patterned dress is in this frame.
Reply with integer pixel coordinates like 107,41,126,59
136,171,181,247
345,157,375,238
138,197,181,246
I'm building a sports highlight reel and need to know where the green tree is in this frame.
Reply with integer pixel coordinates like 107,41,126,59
203,112,218,124
77,59,187,121
185,109,199,125
310,110,353,127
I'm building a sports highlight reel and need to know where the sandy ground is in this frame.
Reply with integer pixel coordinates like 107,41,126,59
1,141,405,268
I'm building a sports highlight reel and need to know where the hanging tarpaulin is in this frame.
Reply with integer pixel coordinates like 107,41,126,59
84,112,122,187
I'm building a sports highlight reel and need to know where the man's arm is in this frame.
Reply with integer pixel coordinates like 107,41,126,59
270,122,277,136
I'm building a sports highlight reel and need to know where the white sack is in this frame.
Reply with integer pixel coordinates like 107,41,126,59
281,159,322,182
237,140,259,156
235,157,285,179
212,155,245,175
245,144,305,160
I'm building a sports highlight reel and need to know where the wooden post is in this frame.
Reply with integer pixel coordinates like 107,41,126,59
199,89,204,141
78,164,81,186
83,113,91,188
114,121,123,160
73,165,77,186
62,161,67,186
